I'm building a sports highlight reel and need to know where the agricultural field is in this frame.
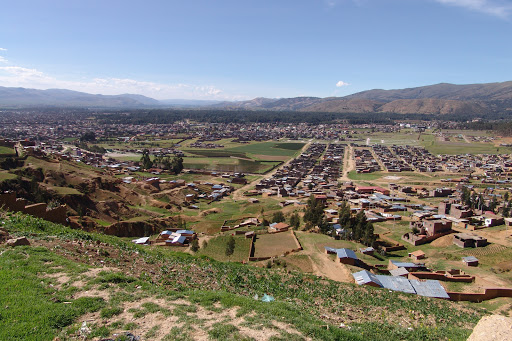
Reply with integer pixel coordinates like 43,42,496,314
253,231,300,258
183,141,305,172
198,234,252,262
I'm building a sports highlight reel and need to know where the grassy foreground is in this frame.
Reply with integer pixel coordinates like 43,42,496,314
0,212,484,340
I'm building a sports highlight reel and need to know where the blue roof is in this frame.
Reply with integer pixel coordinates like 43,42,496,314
337,248,358,260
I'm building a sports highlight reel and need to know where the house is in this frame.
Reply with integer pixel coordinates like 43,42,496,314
359,247,375,255
325,247,359,265
408,250,426,261
462,256,479,267
484,215,504,227
423,219,452,237
268,222,290,233
453,233,487,248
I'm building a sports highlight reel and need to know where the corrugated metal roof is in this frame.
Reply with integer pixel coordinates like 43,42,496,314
410,279,450,299
389,267,409,277
324,246,337,253
377,275,416,294
390,260,424,268
463,256,479,262
337,248,358,260
352,270,382,287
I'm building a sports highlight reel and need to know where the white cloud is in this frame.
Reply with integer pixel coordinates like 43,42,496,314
336,80,350,87
0,56,8,63
0,48,6,51
434,0,512,18
0,65,243,100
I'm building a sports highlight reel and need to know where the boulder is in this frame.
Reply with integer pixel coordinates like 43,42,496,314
6,236,31,247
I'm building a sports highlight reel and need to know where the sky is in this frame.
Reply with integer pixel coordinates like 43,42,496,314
0,0,511,101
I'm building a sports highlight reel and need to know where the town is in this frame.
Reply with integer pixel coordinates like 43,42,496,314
1,109,511,340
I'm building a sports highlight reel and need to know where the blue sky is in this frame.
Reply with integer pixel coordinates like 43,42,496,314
0,0,511,100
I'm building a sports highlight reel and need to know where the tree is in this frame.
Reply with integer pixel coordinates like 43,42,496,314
272,211,285,223
190,239,200,252
80,131,96,142
304,195,324,227
289,212,300,229
505,192,510,202
225,236,235,259
140,149,153,170
171,156,184,174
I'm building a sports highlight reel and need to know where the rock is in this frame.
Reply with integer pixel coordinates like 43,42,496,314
6,236,30,247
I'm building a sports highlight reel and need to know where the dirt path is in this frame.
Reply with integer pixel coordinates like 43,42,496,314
294,232,353,283
339,145,355,182
231,141,312,201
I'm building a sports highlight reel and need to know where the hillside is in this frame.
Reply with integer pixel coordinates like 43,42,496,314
344,81,512,101
0,212,484,341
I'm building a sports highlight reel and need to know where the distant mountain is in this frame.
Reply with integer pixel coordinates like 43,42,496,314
0,86,160,108
212,81,512,115
344,81,512,102
159,99,224,106
1,81,512,115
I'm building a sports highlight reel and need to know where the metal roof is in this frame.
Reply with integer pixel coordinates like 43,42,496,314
389,267,409,277
337,248,358,260
390,260,425,268
352,270,382,287
377,275,416,294
410,279,450,299
324,246,337,253
462,256,479,263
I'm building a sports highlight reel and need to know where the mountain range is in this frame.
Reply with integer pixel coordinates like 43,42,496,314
1,81,512,115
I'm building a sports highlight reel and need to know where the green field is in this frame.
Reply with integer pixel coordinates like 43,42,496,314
184,157,279,174
198,234,252,262
0,146,15,154
419,134,512,155
348,171,385,181
0,172,17,181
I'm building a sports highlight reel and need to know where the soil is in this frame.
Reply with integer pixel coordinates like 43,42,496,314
467,315,512,341
430,234,454,247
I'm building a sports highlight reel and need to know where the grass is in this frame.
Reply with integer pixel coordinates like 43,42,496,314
0,246,103,340
183,157,279,173
198,235,252,262
0,211,487,340
0,171,17,181
348,171,384,181
0,146,15,154
47,185,81,195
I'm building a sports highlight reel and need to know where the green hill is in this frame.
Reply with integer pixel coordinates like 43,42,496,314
0,212,484,340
